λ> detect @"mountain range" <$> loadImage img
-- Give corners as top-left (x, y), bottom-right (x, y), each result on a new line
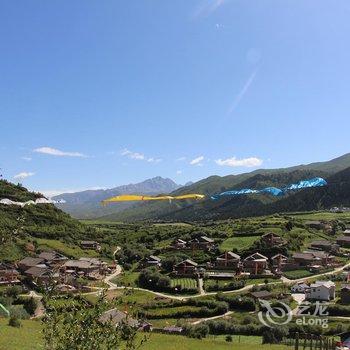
top-left (52, 176), bottom-right (181, 219)
top-left (96, 153), bottom-right (350, 222)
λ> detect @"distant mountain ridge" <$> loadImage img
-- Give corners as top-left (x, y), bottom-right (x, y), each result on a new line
top-left (99, 153), bottom-right (350, 222)
top-left (53, 176), bottom-right (181, 219)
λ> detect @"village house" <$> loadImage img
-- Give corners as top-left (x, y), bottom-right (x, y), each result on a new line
top-left (38, 251), bottom-right (68, 266)
top-left (55, 283), bottom-right (77, 294)
top-left (0, 263), bottom-right (20, 286)
top-left (61, 258), bottom-right (106, 278)
top-left (260, 233), bottom-right (285, 246)
top-left (99, 309), bottom-right (139, 328)
top-left (171, 238), bottom-right (187, 249)
top-left (309, 240), bottom-right (340, 253)
top-left (18, 257), bottom-right (45, 272)
top-left (305, 220), bottom-right (324, 230)
top-left (270, 254), bottom-right (289, 274)
top-left (173, 259), bottom-right (198, 276)
top-left (292, 251), bottom-right (335, 268)
top-left (305, 281), bottom-right (335, 301)
top-left (291, 282), bottom-right (309, 293)
top-left (24, 266), bottom-right (56, 285)
top-left (80, 241), bottom-right (101, 251)
top-left (243, 253), bottom-right (269, 275)
top-left (343, 229), bottom-right (350, 236)
top-left (341, 285), bottom-right (350, 304)
top-left (215, 251), bottom-right (241, 269)
top-left (305, 220), bottom-right (332, 232)
top-left (143, 255), bottom-right (162, 268)
top-left (337, 236), bottom-right (350, 248)
top-left (189, 236), bottom-right (215, 250)
top-left (250, 290), bottom-right (273, 300)
top-left (163, 326), bottom-right (184, 334)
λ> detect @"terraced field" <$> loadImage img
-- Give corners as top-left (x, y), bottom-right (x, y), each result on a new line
top-left (170, 278), bottom-right (198, 290)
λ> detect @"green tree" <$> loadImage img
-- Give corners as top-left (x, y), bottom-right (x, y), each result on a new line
top-left (42, 291), bottom-right (147, 350)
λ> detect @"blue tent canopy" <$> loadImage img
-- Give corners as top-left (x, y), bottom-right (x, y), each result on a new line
top-left (211, 177), bottom-right (327, 200)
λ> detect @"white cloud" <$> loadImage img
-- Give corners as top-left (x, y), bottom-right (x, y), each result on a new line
top-left (176, 157), bottom-right (187, 162)
top-left (190, 156), bottom-right (204, 166)
top-left (228, 69), bottom-right (258, 114)
top-left (21, 157), bottom-right (32, 161)
top-left (176, 170), bottom-right (183, 175)
top-left (34, 147), bottom-right (87, 158)
top-left (121, 148), bottom-right (145, 160)
top-left (14, 172), bottom-right (35, 180)
top-left (147, 158), bottom-right (162, 163)
top-left (215, 157), bottom-right (263, 167)
top-left (193, 0), bottom-right (229, 18)
top-left (121, 148), bottom-right (161, 163)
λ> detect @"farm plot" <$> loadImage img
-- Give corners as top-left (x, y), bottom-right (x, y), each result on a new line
top-left (170, 278), bottom-right (198, 290)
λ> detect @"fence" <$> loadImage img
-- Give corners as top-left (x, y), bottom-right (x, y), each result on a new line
top-left (284, 333), bottom-right (338, 350)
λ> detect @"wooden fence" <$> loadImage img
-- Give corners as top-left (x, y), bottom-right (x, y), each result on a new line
top-left (284, 333), bottom-right (338, 350)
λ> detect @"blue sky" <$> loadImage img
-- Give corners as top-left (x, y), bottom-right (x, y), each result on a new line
top-left (1, 0), bottom-right (350, 196)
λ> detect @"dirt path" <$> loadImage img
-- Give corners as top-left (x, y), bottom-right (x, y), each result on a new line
top-left (198, 278), bottom-right (205, 295)
top-left (191, 311), bottom-right (234, 325)
top-left (282, 262), bottom-right (350, 285)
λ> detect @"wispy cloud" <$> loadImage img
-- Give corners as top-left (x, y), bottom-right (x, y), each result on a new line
top-left (176, 157), bottom-right (187, 162)
top-left (14, 172), bottom-right (35, 180)
top-left (215, 156), bottom-right (263, 167)
top-left (34, 147), bottom-right (87, 158)
top-left (121, 149), bottom-right (162, 163)
top-left (147, 157), bottom-right (162, 163)
top-left (227, 69), bottom-right (258, 115)
top-left (21, 157), bottom-right (32, 161)
top-left (193, 0), bottom-right (229, 18)
top-left (190, 156), bottom-right (204, 166)
top-left (176, 170), bottom-right (183, 175)
top-left (121, 149), bottom-right (145, 160)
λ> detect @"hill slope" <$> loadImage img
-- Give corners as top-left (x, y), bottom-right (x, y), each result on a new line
top-left (53, 176), bottom-right (181, 219)
top-left (0, 180), bottom-right (94, 261)
top-left (101, 153), bottom-right (350, 222)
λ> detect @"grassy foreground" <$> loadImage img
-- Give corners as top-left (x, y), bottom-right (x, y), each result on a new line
top-left (0, 318), bottom-right (288, 350)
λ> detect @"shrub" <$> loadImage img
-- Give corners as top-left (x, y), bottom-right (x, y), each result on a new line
top-left (225, 335), bottom-right (233, 342)
top-left (23, 297), bottom-right (37, 315)
top-left (8, 316), bottom-right (21, 328)
top-left (185, 324), bottom-right (210, 339)
top-left (262, 326), bottom-right (288, 344)
top-left (216, 293), bottom-right (255, 312)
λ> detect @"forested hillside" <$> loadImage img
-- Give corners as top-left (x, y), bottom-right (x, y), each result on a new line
top-left (101, 165), bottom-right (350, 222)
top-left (0, 180), bottom-right (96, 260)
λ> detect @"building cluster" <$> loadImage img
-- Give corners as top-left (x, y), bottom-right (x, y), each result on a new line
top-left (291, 280), bottom-right (336, 301)
top-left (0, 241), bottom-right (112, 292)
top-left (144, 233), bottom-right (341, 278)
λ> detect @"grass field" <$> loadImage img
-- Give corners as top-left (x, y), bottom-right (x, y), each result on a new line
top-left (284, 269), bottom-right (314, 279)
top-left (144, 305), bottom-right (203, 318)
top-left (83, 289), bottom-right (159, 307)
top-left (112, 271), bottom-right (140, 287)
top-left (219, 235), bottom-right (260, 251)
top-left (290, 211), bottom-right (350, 221)
top-left (0, 319), bottom-right (287, 350)
top-left (0, 318), bottom-right (43, 350)
top-left (170, 278), bottom-right (197, 289)
top-left (143, 334), bottom-right (287, 350)
top-left (34, 238), bottom-right (101, 259)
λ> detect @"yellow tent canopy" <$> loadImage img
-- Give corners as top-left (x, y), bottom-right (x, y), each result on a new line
top-left (101, 194), bottom-right (205, 205)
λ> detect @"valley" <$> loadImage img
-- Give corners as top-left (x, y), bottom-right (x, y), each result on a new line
top-left (2, 176), bottom-right (350, 349)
